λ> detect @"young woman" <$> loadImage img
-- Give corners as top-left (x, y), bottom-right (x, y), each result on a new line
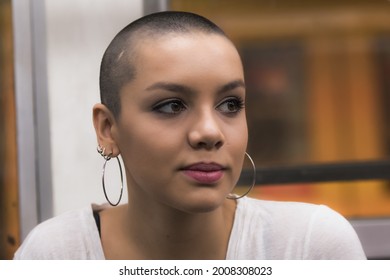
top-left (15, 11), bottom-right (366, 259)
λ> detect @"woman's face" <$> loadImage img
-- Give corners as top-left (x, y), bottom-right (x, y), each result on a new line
top-left (112, 33), bottom-right (248, 213)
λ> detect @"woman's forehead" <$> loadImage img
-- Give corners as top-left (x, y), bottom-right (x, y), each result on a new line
top-left (132, 33), bottom-right (242, 71)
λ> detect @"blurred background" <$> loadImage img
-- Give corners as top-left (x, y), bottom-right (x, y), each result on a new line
top-left (1, 0), bottom-right (390, 259)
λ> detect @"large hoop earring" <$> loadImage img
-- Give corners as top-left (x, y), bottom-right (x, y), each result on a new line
top-left (227, 152), bottom-right (256, 200)
top-left (98, 146), bottom-right (124, 206)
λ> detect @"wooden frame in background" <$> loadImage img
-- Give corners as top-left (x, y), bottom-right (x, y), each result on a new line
top-left (0, 0), bottom-right (20, 260)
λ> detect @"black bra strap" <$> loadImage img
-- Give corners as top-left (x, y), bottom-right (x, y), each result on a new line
top-left (93, 211), bottom-right (101, 238)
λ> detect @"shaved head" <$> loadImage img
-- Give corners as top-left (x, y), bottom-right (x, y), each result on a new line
top-left (99, 11), bottom-right (227, 118)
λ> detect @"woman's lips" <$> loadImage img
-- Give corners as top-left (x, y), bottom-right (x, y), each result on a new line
top-left (181, 163), bottom-right (225, 184)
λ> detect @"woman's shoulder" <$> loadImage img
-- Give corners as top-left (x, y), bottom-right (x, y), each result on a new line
top-left (230, 197), bottom-right (366, 259)
top-left (14, 205), bottom-right (105, 260)
top-left (237, 196), bottom-right (330, 221)
top-left (237, 197), bottom-right (357, 237)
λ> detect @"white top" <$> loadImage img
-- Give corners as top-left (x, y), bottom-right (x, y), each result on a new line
top-left (14, 197), bottom-right (366, 259)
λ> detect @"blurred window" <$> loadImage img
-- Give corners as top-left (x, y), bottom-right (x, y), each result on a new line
top-left (170, 0), bottom-right (390, 218)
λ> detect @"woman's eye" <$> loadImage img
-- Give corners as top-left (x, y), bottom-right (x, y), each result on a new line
top-left (217, 98), bottom-right (244, 114)
top-left (153, 100), bottom-right (186, 114)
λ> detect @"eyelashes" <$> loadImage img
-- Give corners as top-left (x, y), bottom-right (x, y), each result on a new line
top-left (152, 98), bottom-right (187, 115)
top-left (217, 97), bottom-right (245, 114)
top-left (152, 96), bottom-right (245, 116)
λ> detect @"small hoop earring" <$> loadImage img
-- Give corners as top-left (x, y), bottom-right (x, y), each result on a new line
top-left (97, 145), bottom-right (103, 154)
top-left (101, 153), bottom-right (124, 206)
top-left (227, 152), bottom-right (256, 200)
top-left (97, 145), bottom-right (112, 161)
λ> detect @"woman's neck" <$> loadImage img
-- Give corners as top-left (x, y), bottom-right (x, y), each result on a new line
top-left (100, 195), bottom-right (236, 259)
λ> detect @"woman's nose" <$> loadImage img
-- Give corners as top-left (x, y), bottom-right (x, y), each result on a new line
top-left (187, 110), bottom-right (225, 150)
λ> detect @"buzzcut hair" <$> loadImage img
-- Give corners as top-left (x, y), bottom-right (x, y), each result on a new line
top-left (99, 11), bottom-right (227, 118)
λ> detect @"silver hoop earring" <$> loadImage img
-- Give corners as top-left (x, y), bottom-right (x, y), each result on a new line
top-left (97, 145), bottom-right (103, 154)
top-left (101, 154), bottom-right (124, 206)
top-left (97, 145), bottom-right (112, 161)
top-left (227, 152), bottom-right (256, 200)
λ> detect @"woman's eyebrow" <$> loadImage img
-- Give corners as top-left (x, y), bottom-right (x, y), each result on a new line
top-left (216, 79), bottom-right (246, 94)
top-left (145, 79), bottom-right (245, 95)
top-left (145, 82), bottom-right (196, 95)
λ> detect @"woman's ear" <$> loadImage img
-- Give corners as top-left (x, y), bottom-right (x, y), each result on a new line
top-left (92, 103), bottom-right (120, 157)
